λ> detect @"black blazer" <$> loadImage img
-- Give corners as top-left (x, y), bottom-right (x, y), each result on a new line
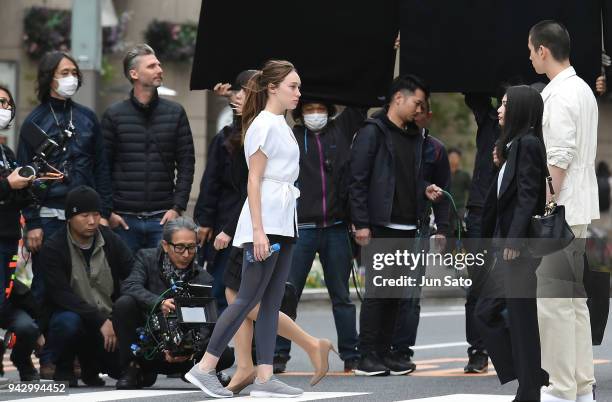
top-left (482, 133), bottom-right (547, 251)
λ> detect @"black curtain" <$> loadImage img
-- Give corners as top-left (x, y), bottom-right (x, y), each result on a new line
top-left (190, 0), bottom-right (399, 107)
top-left (399, 0), bottom-right (604, 93)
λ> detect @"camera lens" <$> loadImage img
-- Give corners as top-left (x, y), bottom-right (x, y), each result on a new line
top-left (18, 165), bottom-right (37, 178)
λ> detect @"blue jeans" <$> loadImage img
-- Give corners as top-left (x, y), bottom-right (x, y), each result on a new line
top-left (30, 217), bottom-right (66, 304)
top-left (46, 311), bottom-right (121, 378)
top-left (206, 246), bottom-right (229, 313)
top-left (275, 224), bottom-right (359, 361)
top-left (113, 213), bottom-right (164, 255)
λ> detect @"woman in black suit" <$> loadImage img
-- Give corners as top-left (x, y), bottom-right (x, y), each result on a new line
top-left (475, 85), bottom-right (549, 402)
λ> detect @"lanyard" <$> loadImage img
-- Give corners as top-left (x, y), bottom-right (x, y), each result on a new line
top-left (49, 103), bottom-right (75, 146)
top-left (0, 145), bottom-right (10, 170)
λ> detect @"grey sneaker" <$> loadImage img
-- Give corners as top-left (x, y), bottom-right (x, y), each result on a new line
top-left (184, 365), bottom-right (233, 398)
top-left (250, 375), bottom-right (303, 398)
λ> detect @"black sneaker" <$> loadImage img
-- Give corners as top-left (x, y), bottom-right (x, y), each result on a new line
top-left (141, 371), bottom-right (157, 388)
top-left (116, 364), bottom-right (142, 390)
top-left (53, 369), bottom-right (79, 387)
top-left (81, 371), bottom-right (106, 387)
top-left (383, 351), bottom-right (416, 376)
top-left (273, 354), bottom-right (290, 374)
top-left (464, 350), bottom-right (488, 374)
top-left (17, 365), bottom-right (40, 382)
top-left (344, 357), bottom-right (359, 373)
top-left (354, 352), bottom-right (390, 376)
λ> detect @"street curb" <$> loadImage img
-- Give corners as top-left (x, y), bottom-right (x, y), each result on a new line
top-left (300, 286), bottom-right (467, 303)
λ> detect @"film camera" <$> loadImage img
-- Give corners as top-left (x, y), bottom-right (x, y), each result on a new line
top-left (131, 280), bottom-right (218, 359)
top-left (17, 121), bottom-right (65, 180)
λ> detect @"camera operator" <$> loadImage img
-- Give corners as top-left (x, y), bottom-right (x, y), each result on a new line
top-left (16, 51), bottom-right (113, 310)
top-left (115, 217), bottom-right (234, 390)
top-left (0, 85), bottom-right (42, 382)
top-left (39, 186), bottom-right (133, 386)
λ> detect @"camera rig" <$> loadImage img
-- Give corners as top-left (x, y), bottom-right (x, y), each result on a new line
top-left (131, 280), bottom-right (218, 360)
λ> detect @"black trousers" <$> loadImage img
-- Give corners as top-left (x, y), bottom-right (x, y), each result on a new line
top-left (464, 207), bottom-right (488, 355)
top-left (359, 226), bottom-right (418, 355)
top-left (113, 295), bottom-right (234, 375)
top-left (475, 254), bottom-right (548, 401)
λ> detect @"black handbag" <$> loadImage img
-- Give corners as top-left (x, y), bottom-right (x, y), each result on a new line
top-left (528, 173), bottom-right (575, 257)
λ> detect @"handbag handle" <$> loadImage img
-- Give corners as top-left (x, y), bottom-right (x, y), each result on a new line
top-left (538, 140), bottom-right (557, 204)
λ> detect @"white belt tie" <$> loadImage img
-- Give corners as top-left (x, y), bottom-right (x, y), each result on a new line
top-left (262, 177), bottom-right (300, 208)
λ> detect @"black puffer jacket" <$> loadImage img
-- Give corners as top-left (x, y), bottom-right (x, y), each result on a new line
top-left (101, 90), bottom-right (195, 213)
top-left (0, 145), bottom-right (31, 240)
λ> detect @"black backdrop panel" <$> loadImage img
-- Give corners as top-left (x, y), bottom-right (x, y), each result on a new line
top-left (190, 0), bottom-right (399, 106)
top-left (400, 0), bottom-right (603, 93)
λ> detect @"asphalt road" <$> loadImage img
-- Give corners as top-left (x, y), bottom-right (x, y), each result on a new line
top-left (1, 297), bottom-right (611, 402)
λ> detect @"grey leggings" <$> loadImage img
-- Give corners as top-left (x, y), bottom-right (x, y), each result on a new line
top-left (206, 240), bottom-right (294, 364)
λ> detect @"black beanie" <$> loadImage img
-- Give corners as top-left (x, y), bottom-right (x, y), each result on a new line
top-left (65, 185), bottom-right (101, 219)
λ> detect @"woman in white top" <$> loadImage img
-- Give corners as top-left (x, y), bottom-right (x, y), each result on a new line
top-left (186, 60), bottom-right (304, 398)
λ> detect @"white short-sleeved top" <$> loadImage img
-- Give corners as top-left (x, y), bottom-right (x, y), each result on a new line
top-left (233, 110), bottom-right (301, 247)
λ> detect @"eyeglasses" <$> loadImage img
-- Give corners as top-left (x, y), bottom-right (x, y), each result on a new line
top-left (0, 98), bottom-right (13, 110)
top-left (167, 242), bottom-right (197, 254)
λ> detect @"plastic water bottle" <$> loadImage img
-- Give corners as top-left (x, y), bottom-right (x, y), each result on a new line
top-left (246, 243), bottom-right (281, 263)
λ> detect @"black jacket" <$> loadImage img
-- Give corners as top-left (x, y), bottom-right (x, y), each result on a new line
top-left (40, 225), bottom-right (134, 329)
top-left (464, 94), bottom-right (501, 210)
top-left (17, 98), bottom-right (113, 228)
top-left (121, 247), bottom-right (214, 311)
top-left (0, 145), bottom-right (31, 240)
top-left (194, 124), bottom-right (243, 233)
top-left (101, 90), bottom-right (195, 213)
top-left (349, 112), bottom-right (451, 235)
top-left (482, 134), bottom-right (547, 250)
top-left (294, 107), bottom-right (367, 227)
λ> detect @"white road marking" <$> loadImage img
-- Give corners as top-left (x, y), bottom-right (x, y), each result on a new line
top-left (205, 392), bottom-right (370, 401)
top-left (420, 311), bottom-right (465, 318)
top-left (412, 342), bottom-right (469, 351)
top-left (8, 390), bottom-right (368, 402)
top-left (7, 389), bottom-right (199, 401)
top-left (396, 394), bottom-right (513, 401)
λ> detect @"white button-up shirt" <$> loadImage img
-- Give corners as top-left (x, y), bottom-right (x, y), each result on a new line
top-left (233, 110), bottom-right (300, 247)
top-left (541, 66), bottom-right (599, 226)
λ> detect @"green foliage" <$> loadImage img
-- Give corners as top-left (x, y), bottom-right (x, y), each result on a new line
top-left (144, 20), bottom-right (197, 62)
top-left (23, 7), bottom-right (129, 60)
top-left (429, 93), bottom-right (479, 173)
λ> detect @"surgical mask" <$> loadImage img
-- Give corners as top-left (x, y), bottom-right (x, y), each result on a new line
top-left (0, 109), bottom-right (12, 130)
top-left (55, 76), bottom-right (79, 98)
top-left (303, 113), bottom-right (328, 132)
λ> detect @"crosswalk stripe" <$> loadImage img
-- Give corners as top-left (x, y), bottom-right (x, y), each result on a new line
top-left (198, 392), bottom-right (369, 401)
top-left (7, 390), bottom-right (368, 402)
top-left (412, 342), bottom-right (468, 350)
top-left (420, 311), bottom-right (465, 318)
top-left (7, 389), bottom-right (199, 401)
top-left (396, 394), bottom-right (514, 401)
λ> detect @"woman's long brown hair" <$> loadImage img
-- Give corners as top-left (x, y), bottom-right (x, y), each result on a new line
top-left (241, 60), bottom-right (296, 142)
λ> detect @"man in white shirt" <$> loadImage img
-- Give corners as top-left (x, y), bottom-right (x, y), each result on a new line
top-left (528, 20), bottom-right (599, 402)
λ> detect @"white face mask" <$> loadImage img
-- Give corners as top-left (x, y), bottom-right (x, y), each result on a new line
top-left (0, 109), bottom-right (12, 130)
top-left (55, 76), bottom-right (79, 98)
top-left (303, 113), bottom-right (328, 132)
